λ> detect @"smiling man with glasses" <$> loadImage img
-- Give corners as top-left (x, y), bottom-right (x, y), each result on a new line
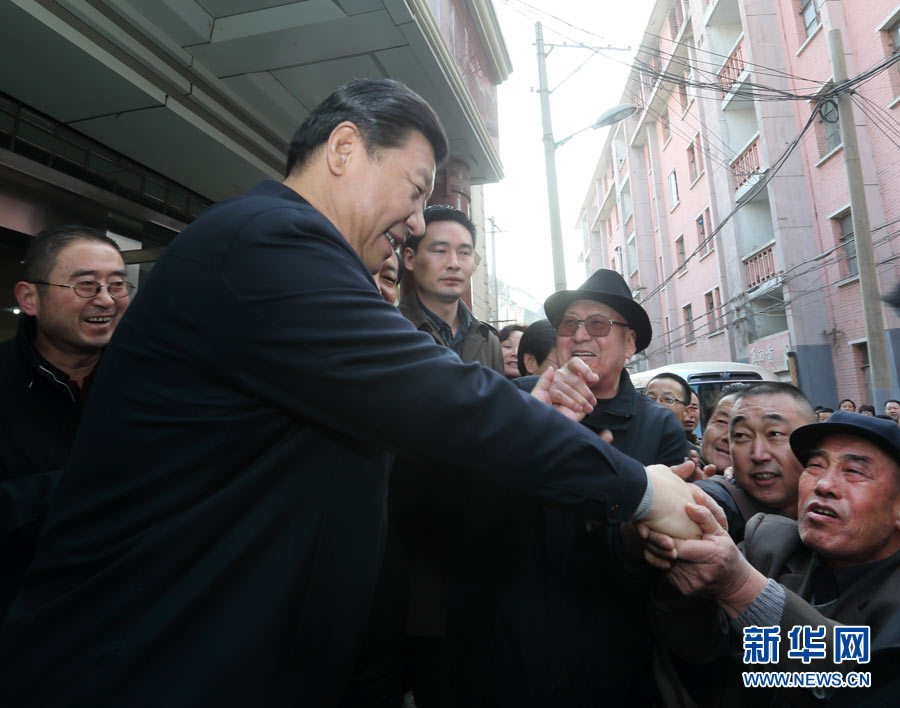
top-left (0, 224), bottom-right (130, 618)
top-left (461, 269), bottom-right (689, 707)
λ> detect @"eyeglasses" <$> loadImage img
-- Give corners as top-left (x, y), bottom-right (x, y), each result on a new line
top-left (557, 315), bottom-right (630, 338)
top-left (646, 393), bottom-right (688, 406)
top-left (30, 279), bottom-right (134, 299)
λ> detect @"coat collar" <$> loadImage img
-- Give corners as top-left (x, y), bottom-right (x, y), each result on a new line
top-left (15, 315), bottom-right (91, 404)
top-left (585, 369), bottom-right (638, 420)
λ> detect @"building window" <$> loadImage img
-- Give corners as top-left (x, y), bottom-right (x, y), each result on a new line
top-left (683, 304), bottom-right (695, 342)
top-left (820, 100), bottom-right (841, 153)
top-left (705, 287), bottom-right (722, 332)
top-left (614, 246), bottom-right (625, 275)
top-left (838, 212), bottom-right (858, 277)
top-left (621, 182), bottom-right (633, 223)
top-left (687, 143), bottom-right (698, 182)
top-left (885, 20), bottom-right (900, 88)
top-left (799, 0), bottom-right (820, 39)
top-left (675, 235), bottom-right (686, 269)
top-left (668, 169), bottom-right (680, 208)
top-left (661, 110), bottom-right (670, 143)
top-left (694, 135), bottom-right (703, 173)
top-left (697, 207), bottom-right (712, 253)
top-left (627, 233), bottom-right (638, 275)
top-left (890, 20), bottom-right (900, 55)
top-left (678, 68), bottom-right (689, 111)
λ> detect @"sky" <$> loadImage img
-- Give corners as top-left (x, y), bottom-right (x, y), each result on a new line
top-left (484, 0), bottom-right (655, 305)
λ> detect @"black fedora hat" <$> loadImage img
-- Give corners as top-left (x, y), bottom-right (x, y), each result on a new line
top-left (544, 269), bottom-right (652, 352)
top-left (790, 410), bottom-right (900, 465)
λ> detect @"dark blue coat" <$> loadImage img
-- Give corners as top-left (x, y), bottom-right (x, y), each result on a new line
top-left (0, 318), bottom-right (81, 617)
top-left (447, 371), bottom-right (686, 707)
top-left (0, 181), bottom-right (651, 708)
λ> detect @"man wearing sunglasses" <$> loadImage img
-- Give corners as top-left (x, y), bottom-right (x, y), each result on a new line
top-left (0, 224), bottom-right (131, 617)
top-left (454, 270), bottom-right (688, 707)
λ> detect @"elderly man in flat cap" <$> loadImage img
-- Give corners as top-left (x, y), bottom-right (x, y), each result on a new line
top-left (646, 411), bottom-right (900, 707)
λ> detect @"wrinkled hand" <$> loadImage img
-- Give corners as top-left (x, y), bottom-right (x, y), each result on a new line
top-left (639, 487), bottom-right (728, 567)
top-left (546, 358), bottom-right (598, 417)
top-left (530, 367), bottom-right (587, 422)
top-left (639, 489), bottom-right (762, 613)
top-left (639, 463), bottom-right (704, 540)
top-left (679, 450), bottom-right (717, 482)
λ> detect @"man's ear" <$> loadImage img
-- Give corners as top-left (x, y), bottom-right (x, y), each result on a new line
top-left (524, 353), bottom-right (539, 375)
top-left (325, 121), bottom-right (363, 176)
top-left (624, 328), bottom-right (637, 361)
top-left (403, 246), bottom-right (416, 272)
top-left (14, 281), bottom-right (39, 317)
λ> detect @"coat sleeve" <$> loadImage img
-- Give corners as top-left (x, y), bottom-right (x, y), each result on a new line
top-left (203, 211), bottom-right (649, 523)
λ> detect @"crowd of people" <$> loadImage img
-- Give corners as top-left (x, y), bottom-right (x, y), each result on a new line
top-left (1, 78), bottom-right (899, 708)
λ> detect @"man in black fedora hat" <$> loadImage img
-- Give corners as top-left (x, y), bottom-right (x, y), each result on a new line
top-left (540, 268), bottom-right (686, 466)
top-left (644, 411), bottom-right (900, 707)
top-left (447, 269), bottom-right (688, 707)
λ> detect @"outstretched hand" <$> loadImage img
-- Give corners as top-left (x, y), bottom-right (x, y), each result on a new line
top-left (531, 367), bottom-right (587, 422)
top-left (639, 463), bottom-right (704, 540)
top-left (638, 488), bottom-right (762, 612)
top-left (546, 358), bottom-right (598, 417)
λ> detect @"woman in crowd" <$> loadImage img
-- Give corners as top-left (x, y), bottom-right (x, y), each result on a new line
top-left (498, 324), bottom-right (525, 379)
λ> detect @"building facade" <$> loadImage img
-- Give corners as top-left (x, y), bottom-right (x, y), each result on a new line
top-left (0, 0), bottom-right (511, 339)
top-left (578, 0), bottom-right (900, 408)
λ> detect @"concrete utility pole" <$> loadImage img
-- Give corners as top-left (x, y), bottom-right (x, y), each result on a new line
top-left (827, 29), bottom-right (895, 406)
top-left (535, 22), bottom-right (567, 293)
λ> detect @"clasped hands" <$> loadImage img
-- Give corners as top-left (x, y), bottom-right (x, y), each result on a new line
top-left (531, 360), bottom-right (760, 609)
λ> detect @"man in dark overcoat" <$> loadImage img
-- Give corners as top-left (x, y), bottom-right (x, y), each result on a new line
top-left (0, 79), bottom-right (698, 708)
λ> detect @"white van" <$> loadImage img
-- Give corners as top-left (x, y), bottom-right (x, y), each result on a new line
top-left (630, 361), bottom-right (780, 431)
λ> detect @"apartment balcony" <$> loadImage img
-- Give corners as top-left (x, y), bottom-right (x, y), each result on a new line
top-left (717, 38), bottom-right (746, 94)
top-left (731, 134), bottom-right (761, 191)
top-left (744, 244), bottom-right (778, 289)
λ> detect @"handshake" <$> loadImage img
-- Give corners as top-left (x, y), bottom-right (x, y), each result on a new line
top-left (531, 358), bottom-right (750, 605)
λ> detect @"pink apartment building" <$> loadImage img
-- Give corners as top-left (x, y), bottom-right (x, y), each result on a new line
top-left (578, 0), bottom-right (900, 408)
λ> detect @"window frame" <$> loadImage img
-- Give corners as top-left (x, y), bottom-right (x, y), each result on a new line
top-left (839, 212), bottom-right (858, 277)
top-left (683, 303), bottom-right (695, 343)
top-left (675, 234), bottom-right (687, 270)
top-left (668, 169), bottom-right (680, 209)
top-left (799, 0), bottom-right (820, 39)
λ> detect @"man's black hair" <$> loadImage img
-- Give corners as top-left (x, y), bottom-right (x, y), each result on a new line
top-left (731, 381), bottom-right (815, 422)
top-left (839, 398), bottom-right (856, 409)
top-left (517, 320), bottom-right (557, 376)
top-left (405, 205), bottom-right (477, 253)
top-left (23, 224), bottom-right (122, 283)
top-left (887, 399), bottom-right (900, 407)
top-left (702, 382), bottom-right (753, 426)
top-left (284, 78), bottom-right (449, 176)
top-left (647, 372), bottom-right (692, 405)
top-left (859, 404), bottom-right (876, 414)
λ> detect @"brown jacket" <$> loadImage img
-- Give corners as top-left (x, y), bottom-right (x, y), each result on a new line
top-left (654, 514), bottom-right (900, 707)
top-left (399, 292), bottom-right (503, 373)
